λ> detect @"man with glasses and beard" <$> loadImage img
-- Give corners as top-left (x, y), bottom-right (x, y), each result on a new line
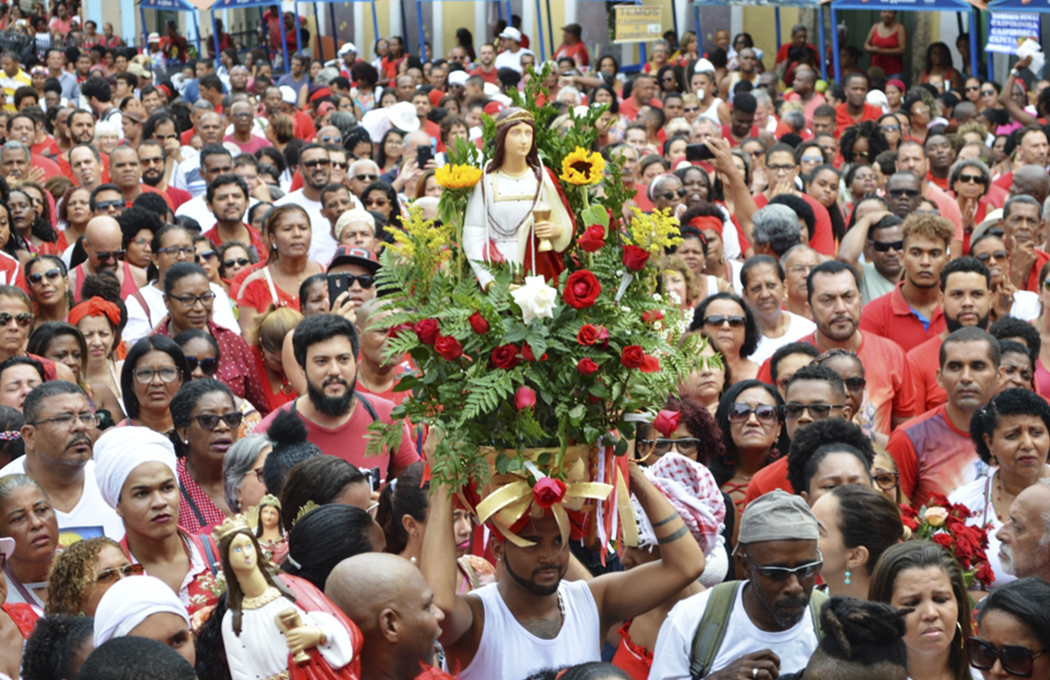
top-left (650, 490), bottom-right (822, 679)
top-left (275, 143), bottom-right (339, 263)
top-left (907, 257), bottom-right (992, 412)
top-left (0, 381), bottom-right (123, 540)
top-left (253, 313), bottom-right (418, 482)
top-left (69, 216), bottom-right (149, 302)
top-left (138, 140), bottom-right (192, 210)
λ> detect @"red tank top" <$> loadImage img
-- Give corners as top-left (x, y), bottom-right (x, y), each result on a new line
top-left (73, 260), bottom-right (139, 303)
top-left (870, 27), bottom-right (903, 76)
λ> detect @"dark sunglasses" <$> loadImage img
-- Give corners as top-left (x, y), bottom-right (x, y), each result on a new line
top-left (967, 637), bottom-right (1047, 677)
top-left (342, 274), bottom-right (375, 289)
top-left (870, 239), bottom-right (904, 253)
top-left (744, 553), bottom-right (823, 581)
top-left (844, 376), bottom-right (866, 392)
top-left (639, 437), bottom-right (702, 455)
top-left (980, 89), bottom-right (997, 96)
top-left (976, 250), bottom-right (1007, 263)
top-left (966, 85), bottom-right (980, 91)
top-left (96, 250), bottom-right (126, 262)
top-left (880, 124), bottom-right (901, 132)
top-left (194, 250), bottom-right (217, 262)
top-left (957, 174), bottom-right (986, 184)
top-left (354, 173), bottom-right (379, 182)
top-left (364, 198), bottom-right (389, 207)
top-left (93, 562), bottom-right (145, 585)
top-left (320, 135), bottom-right (342, 144)
top-left (28, 268), bottom-right (61, 284)
top-left (94, 199), bottom-right (124, 212)
top-left (658, 189), bottom-right (687, 200)
top-left (224, 257), bottom-right (250, 268)
top-left (782, 403), bottom-right (844, 419)
top-left (0, 312), bottom-right (33, 327)
top-left (192, 412), bottom-right (243, 431)
top-left (303, 158), bottom-right (332, 168)
top-left (185, 355), bottom-right (219, 376)
top-left (888, 188), bottom-right (921, 198)
top-left (703, 315), bottom-right (745, 329)
top-left (728, 402), bottom-right (779, 424)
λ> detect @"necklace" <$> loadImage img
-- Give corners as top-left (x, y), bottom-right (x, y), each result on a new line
top-left (241, 585), bottom-right (282, 610)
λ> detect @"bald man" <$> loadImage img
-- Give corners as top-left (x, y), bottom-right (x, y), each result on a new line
top-left (326, 553), bottom-right (447, 680)
top-left (70, 216), bottom-right (149, 301)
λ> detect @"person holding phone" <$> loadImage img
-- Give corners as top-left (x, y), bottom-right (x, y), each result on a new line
top-left (326, 246), bottom-right (379, 311)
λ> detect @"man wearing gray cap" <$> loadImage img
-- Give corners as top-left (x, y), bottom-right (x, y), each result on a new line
top-left (649, 490), bottom-right (824, 680)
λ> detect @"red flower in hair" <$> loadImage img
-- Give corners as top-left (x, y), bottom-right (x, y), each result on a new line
top-left (532, 477), bottom-right (567, 509)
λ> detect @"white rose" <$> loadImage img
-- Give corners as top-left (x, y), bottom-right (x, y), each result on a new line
top-left (512, 275), bottom-right (558, 324)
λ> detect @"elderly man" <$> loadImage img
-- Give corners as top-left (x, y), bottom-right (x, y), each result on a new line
top-left (780, 244), bottom-right (820, 319)
top-left (348, 159), bottom-right (380, 199)
top-left (751, 205), bottom-right (802, 258)
top-left (69, 216), bottom-right (148, 301)
top-left (993, 125), bottom-right (1049, 192)
top-left (741, 255), bottom-right (816, 365)
top-left (0, 141), bottom-right (31, 181)
top-left (0, 381), bottom-right (121, 538)
top-left (223, 100), bottom-right (270, 154)
top-left (996, 479), bottom-right (1050, 582)
top-left (1000, 195), bottom-right (1050, 292)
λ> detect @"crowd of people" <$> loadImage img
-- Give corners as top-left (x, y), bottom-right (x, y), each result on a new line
top-left (0, 6), bottom-right (1047, 680)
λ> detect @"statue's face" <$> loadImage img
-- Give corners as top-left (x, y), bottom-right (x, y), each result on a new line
top-left (261, 505), bottom-right (280, 530)
top-left (504, 122), bottom-right (533, 160)
top-left (228, 533), bottom-right (258, 571)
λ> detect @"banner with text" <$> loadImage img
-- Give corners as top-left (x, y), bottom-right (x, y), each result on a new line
top-left (614, 6), bottom-right (663, 44)
top-left (987, 12), bottom-right (1041, 54)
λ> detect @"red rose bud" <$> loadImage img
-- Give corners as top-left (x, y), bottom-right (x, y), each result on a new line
top-left (653, 409), bottom-right (680, 437)
top-left (596, 325), bottom-right (609, 348)
top-left (577, 357), bottom-right (599, 376)
top-left (490, 344), bottom-right (521, 370)
top-left (974, 561), bottom-right (995, 586)
top-left (577, 225), bottom-right (606, 252)
top-left (620, 345), bottom-right (645, 369)
top-left (932, 533), bottom-right (954, 549)
top-left (641, 354), bottom-right (660, 373)
top-left (468, 311), bottom-right (489, 334)
top-left (642, 310), bottom-right (664, 324)
top-left (532, 477), bottom-right (567, 509)
top-left (414, 318), bottom-right (440, 345)
top-left (435, 335), bottom-right (463, 361)
top-left (514, 386), bottom-right (536, 411)
top-left (622, 245), bottom-right (651, 272)
top-left (563, 270), bottom-right (602, 309)
top-left (387, 322), bottom-right (415, 338)
top-left (577, 324), bottom-right (599, 346)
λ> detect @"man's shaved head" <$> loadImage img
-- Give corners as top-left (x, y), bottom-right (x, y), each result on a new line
top-left (85, 215), bottom-right (122, 245)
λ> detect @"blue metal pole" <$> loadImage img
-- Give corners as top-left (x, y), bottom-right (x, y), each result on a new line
top-left (970, 8), bottom-right (979, 85)
top-left (534, 0), bottom-right (545, 59)
top-left (639, 43), bottom-right (647, 70)
top-left (139, 5), bottom-right (147, 50)
top-left (830, 4), bottom-right (840, 83)
top-left (210, 10), bottom-right (222, 69)
top-left (818, 3), bottom-right (826, 81)
top-left (371, 0), bottom-right (379, 47)
top-left (328, 2), bottom-right (338, 61)
top-left (694, 4), bottom-right (701, 55)
top-left (496, 0), bottom-right (502, 21)
top-left (418, 0), bottom-right (427, 61)
top-left (775, 7), bottom-right (781, 51)
top-left (545, 0), bottom-right (554, 59)
top-left (192, 13), bottom-right (202, 60)
top-left (294, 3), bottom-right (303, 57)
top-left (279, 9), bottom-right (290, 74)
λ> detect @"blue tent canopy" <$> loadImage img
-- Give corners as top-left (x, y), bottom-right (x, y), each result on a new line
top-left (138, 0), bottom-right (209, 60)
top-left (987, 0), bottom-right (1046, 10)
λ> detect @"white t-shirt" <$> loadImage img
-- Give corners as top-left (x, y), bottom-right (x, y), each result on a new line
top-left (174, 194), bottom-right (259, 233)
top-left (122, 282), bottom-right (240, 344)
top-left (749, 312), bottom-right (818, 365)
top-left (0, 457), bottom-right (124, 541)
top-left (494, 47), bottom-right (535, 73)
top-left (274, 189), bottom-right (338, 264)
top-left (1009, 290), bottom-right (1041, 322)
top-left (649, 581), bottom-right (819, 680)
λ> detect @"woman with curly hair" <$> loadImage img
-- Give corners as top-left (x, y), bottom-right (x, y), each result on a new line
top-left (8, 186), bottom-right (58, 257)
top-left (839, 120), bottom-right (889, 168)
top-left (902, 91), bottom-right (942, 145)
top-left (45, 536), bottom-right (139, 616)
top-left (657, 254), bottom-right (701, 311)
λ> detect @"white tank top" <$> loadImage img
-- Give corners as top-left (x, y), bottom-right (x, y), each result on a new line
top-left (698, 97), bottom-right (723, 124)
top-left (459, 580), bottom-right (602, 680)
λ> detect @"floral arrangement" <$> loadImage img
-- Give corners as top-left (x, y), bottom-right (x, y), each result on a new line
top-left (900, 492), bottom-right (994, 588)
top-left (367, 63), bottom-right (710, 505)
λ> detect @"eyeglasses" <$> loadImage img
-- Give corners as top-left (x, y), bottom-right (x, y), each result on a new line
top-left (355, 173), bottom-right (379, 182)
top-left (743, 551), bottom-right (823, 581)
top-left (27, 267), bottom-right (61, 285)
top-left (252, 465), bottom-right (265, 483)
top-left (869, 239), bottom-right (904, 253)
top-left (93, 200), bottom-right (124, 212)
top-left (133, 366), bottom-right (181, 384)
top-left (703, 315), bottom-right (745, 329)
top-left (966, 85), bottom-right (980, 92)
top-left (194, 250), bottom-right (217, 263)
top-left (880, 125), bottom-right (901, 132)
top-left (980, 89), bottom-right (997, 96)
top-left (747, 150), bottom-right (763, 157)
top-left (767, 163), bottom-right (797, 174)
top-left (800, 155), bottom-right (823, 164)
top-left (844, 376), bottom-right (866, 392)
top-left (967, 638), bottom-right (1048, 677)
top-left (888, 188), bottom-right (921, 198)
top-left (185, 355), bottom-right (219, 376)
top-left (192, 412), bottom-right (243, 430)
top-left (782, 403), bottom-right (845, 420)
top-left (658, 189), bottom-right (687, 200)
top-left (302, 158), bottom-right (332, 168)
top-left (93, 562), bottom-right (145, 585)
top-left (320, 135), bottom-right (342, 144)
top-left (0, 312), bottom-right (33, 327)
top-left (976, 250), bottom-right (1007, 263)
top-left (95, 249), bottom-right (126, 263)
top-left (157, 246), bottom-right (195, 257)
top-left (957, 174), bottom-right (986, 184)
top-left (728, 402), bottom-right (779, 424)
top-left (639, 437), bottom-right (702, 456)
top-left (331, 161), bottom-right (348, 170)
top-left (872, 470), bottom-right (900, 491)
top-left (364, 198), bottom-right (388, 208)
top-left (683, 106), bottom-right (699, 113)
top-left (130, 237), bottom-right (151, 247)
top-left (339, 274), bottom-right (375, 289)
top-left (29, 410), bottom-right (99, 428)
top-left (168, 292), bottom-right (216, 308)
top-left (224, 257), bottom-right (250, 269)
top-left (231, 111), bottom-right (253, 119)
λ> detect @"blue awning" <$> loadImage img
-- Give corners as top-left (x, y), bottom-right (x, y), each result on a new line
top-left (987, 0), bottom-right (1049, 11)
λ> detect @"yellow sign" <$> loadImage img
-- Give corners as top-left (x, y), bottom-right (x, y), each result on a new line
top-left (614, 6), bottom-right (664, 44)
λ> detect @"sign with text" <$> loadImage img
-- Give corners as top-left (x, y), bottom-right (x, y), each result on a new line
top-left (614, 6), bottom-right (663, 44)
top-left (986, 12), bottom-right (1041, 54)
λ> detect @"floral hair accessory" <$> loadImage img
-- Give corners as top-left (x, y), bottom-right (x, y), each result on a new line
top-left (0, 431), bottom-right (20, 441)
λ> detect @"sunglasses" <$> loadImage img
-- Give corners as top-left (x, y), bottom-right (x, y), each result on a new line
top-left (0, 312), bottom-right (33, 328)
top-left (957, 174), bottom-right (986, 184)
top-left (93, 562), bottom-right (145, 585)
top-left (966, 85), bottom-right (980, 91)
top-left (355, 173), bottom-right (379, 182)
top-left (303, 158), bottom-right (332, 168)
top-left (331, 161), bottom-right (349, 170)
top-left (888, 188), bottom-right (921, 198)
top-left (976, 250), bottom-right (1007, 263)
top-left (683, 106), bottom-right (699, 112)
top-left (639, 437), bottom-right (702, 455)
top-left (880, 125), bottom-right (901, 132)
top-left (28, 267), bottom-right (61, 285)
top-left (728, 402), bottom-right (779, 424)
top-left (185, 355), bottom-right (219, 376)
top-left (800, 155), bottom-right (823, 164)
top-left (94, 200), bottom-right (124, 212)
top-left (703, 315), bottom-right (746, 329)
top-left (364, 198), bottom-right (389, 208)
top-left (844, 376), bottom-right (866, 392)
top-left (224, 257), bottom-right (250, 268)
top-left (195, 250), bottom-right (217, 262)
top-left (782, 403), bottom-right (844, 419)
top-left (157, 246), bottom-right (194, 257)
top-left (320, 135), bottom-right (342, 144)
top-left (96, 250), bottom-right (126, 263)
top-left (133, 366), bottom-right (181, 384)
top-left (658, 189), bottom-right (687, 200)
top-left (967, 638), bottom-right (1048, 677)
top-left (869, 239), bottom-right (904, 253)
top-left (744, 552), bottom-right (823, 581)
top-left (872, 470), bottom-right (900, 491)
top-left (981, 89), bottom-right (997, 96)
top-left (192, 412), bottom-right (243, 430)
top-left (339, 274), bottom-right (376, 289)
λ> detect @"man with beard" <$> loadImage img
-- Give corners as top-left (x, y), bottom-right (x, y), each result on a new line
top-left (888, 327), bottom-right (999, 509)
top-left (834, 74), bottom-right (881, 135)
top-left (61, 111), bottom-right (110, 181)
top-left (138, 140), bottom-right (191, 209)
top-left (924, 134), bottom-right (955, 190)
top-left (275, 143), bottom-right (339, 262)
top-left (470, 43), bottom-right (498, 85)
top-left (201, 174), bottom-right (267, 263)
top-left (838, 210), bottom-right (903, 305)
top-left (110, 146), bottom-right (173, 210)
top-left (859, 214), bottom-right (953, 352)
top-left (996, 479), bottom-right (1050, 583)
top-left (650, 490), bottom-right (821, 679)
top-left (228, 65), bottom-right (250, 95)
top-left (69, 216), bottom-right (149, 301)
top-left (175, 145), bottom-right (235, 228)
top-left (907, 257), bottom-right (992, 412)
top-left (253, 313), bottom-right (418, 481)
top-left (741, 255), bottom-right (815, 365)
top-left (0, 381), bottom-right (123, 539)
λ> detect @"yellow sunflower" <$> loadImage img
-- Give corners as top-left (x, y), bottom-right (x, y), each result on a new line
top-left (560, 147), bottom-right (606, 186)
top-left (435, 164), bottom-right (483, 190)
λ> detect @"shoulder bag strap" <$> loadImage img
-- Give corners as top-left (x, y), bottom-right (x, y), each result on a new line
top-left (689, 581), bottom-right (740, 679)
top-left (180, 485), bottom-right (207, 529)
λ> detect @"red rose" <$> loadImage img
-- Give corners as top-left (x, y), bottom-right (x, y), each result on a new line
top-left (514, 386), bottom-right (536, 411)
top-left (653, 410), bottom-right (681, 437)
top-left (563, 270), bottom-right (602, 309)
top-left (532, 477), bottom-right (567, 509)
top-left (577, 324), bottom-right (600, 346)
top-left (621, 345), bottom-right (646, 369)
top-left (974, 561), bottom-right (995, 587)
top-left (435, 335), bottom-right (463, 361)
top-left (642, 310), bottom-right (664, 324)
top-left (641, 355), bottom-right (660, 373)
top-left (622, 245), bottom-right (651, 272)
top-left (899, 505), bottom-right (918, 520)
top-left (577, 225), bottom-right (606, 252)
top-left (928, 492), bottom-right (951, 508)
top-left (954, 525), bottom-right (985, 559)
top-left (415, 318), bottom-right (440, 345)
top-left (577, 357), bottom-right (599, 376)
top-left (468, 311), bottom-right (489, 334)
top-left (595, 325), bottom-right (609, 348)
top-left (932, 533), bottom-right (954, 550)
top-left (387, 322), bottom-right (415, 339)
top-left (901, 516), bottom-right (918, 531)
top-left (490, 344), bottom-right (520, 370)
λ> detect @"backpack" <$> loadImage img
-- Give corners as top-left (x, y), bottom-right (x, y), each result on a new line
top-left (688, 581), bottom-right (827, 679)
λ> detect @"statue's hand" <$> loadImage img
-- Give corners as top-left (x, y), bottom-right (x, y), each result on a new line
top-left (534, 220), bottom-right (561, 241)
top-left (285, 626), bottom-right (325, 654)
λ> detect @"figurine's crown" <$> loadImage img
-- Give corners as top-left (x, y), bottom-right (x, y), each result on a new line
top-left (498, 109), bottom-right (534, 127)
top-left (212, 515), bottom-right (251, 541)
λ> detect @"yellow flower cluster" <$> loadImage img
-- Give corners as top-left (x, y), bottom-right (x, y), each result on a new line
top-left (560, 147), bottom-right (606, 186)
top-left (435, 163), bottom-right (483, 191)
top-left (388, 204), bottom-right (453, 269)
top-left (625, 206), bottom-right (683, 255)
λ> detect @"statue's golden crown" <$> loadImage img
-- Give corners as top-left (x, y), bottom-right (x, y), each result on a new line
top-left (498, 109), bottom-right (535, 126)
top-left (212, 515), bottom-right (251, 541)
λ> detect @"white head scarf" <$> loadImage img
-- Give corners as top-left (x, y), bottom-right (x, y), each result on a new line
top-left (93, 575), bottom-right (191, 648)
top-left (93, 426), bottom-right (178, 509)
top-left (632, 452), bottom-right (726, 555)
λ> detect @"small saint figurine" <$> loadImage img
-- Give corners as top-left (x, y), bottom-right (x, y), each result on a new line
top-left (255, 494), bottom-right (288, 566)
top-left (216, 517), bottom-right (362, 680)
top-left (463, 107), bottom-right (576, 290)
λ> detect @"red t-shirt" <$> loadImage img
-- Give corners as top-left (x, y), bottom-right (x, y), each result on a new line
top-left (32, 137), bottom-right (60, 157)
top-left (618, 97), bottom-right (661, 121)
top-left (165, 185), bottom-right (192, 210)
top-left (237, 269), bottom-right (298, 312)
top-left (858, 282), bottom-right (946, 353)
top-left (753, 192), bottom-right (835, 257)
top-left (993, 171), bottom-right (1013, 192)
top-left (741, 457), bottom-right (791, 511)
top-left (553, 41), bottom-right (590, 67)
top-left (906, 334), bottom-right (947, 414)
top-left (833, 102), bottom-right (883, 138)
top-left (469, 66), bottom-right (499, 85)
top-left (887, 404), bottom-right (982, 509)
top-left (202, 224), bottom-right (269, 264)
top-left (1023, 250), bottom-right (1050, 292)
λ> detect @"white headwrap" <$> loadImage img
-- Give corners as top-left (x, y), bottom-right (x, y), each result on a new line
top-left (93, 426), bottom-right (178, 509)
top-left (632, 452), bottom-right (726, 556)
top-left (93, 575), bottom-right (191, 648)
